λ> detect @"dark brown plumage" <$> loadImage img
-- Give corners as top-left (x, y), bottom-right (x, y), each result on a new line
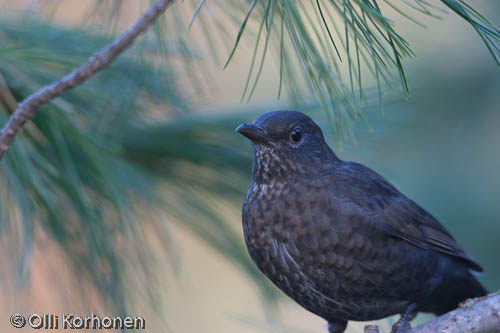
top-left (236, 110), bottom-right (486, 333)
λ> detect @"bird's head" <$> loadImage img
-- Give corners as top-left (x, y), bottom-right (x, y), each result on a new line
top-left (236, 110), bottom-right (338, 183)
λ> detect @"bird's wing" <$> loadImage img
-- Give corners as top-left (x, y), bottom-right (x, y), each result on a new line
top-left (332, 162), bottom-right (483, 272)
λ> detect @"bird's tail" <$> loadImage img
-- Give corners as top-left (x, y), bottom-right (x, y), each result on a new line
top-left (432, 272), bottom-right (487, 315)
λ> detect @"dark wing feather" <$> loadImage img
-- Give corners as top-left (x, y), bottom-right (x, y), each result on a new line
top-left (333, 162), bottom-right (483, 272)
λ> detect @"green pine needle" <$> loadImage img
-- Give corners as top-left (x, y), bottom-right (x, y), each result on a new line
top-left (192, 0), bottom-right (500, 139)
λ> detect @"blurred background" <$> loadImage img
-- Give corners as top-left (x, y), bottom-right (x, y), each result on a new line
top-left (0, 1), bottom-right (499, 332)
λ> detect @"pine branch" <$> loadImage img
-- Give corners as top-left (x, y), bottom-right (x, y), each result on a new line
top-left (0, 0), bottom-right (175, 160)
top-left (410, 292), bottom-right (500, 333)
top-left (363, 292), bottom-right (500, 333)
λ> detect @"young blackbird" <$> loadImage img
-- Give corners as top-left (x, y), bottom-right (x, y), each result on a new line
top-left (236, 110), bottom-right (486, 333)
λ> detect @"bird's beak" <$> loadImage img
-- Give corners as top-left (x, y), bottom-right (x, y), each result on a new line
top-left (236, 123), bottom-right (268, 143)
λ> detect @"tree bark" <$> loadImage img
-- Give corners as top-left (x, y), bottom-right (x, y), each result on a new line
top-left (0, 0), bottom-right (174, 160)
top-left (364, 292), bottom-right (500, 333)
top-left (410, 292), bottom-right (500, 333)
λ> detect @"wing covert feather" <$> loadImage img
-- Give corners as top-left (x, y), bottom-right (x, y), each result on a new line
top-left (330, 162), bottom-right (483, 272)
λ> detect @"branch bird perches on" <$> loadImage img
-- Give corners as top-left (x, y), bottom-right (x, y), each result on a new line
top-left (410, 292), bottom-right (500, 333)
top-left (363, 292), bottom-right (500, 333)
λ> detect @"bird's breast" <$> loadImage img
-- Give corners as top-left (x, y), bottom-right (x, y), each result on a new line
top-left (242, 180), bottom-right (296, 264)
top-left (241, 179), bottom-right (422, 321)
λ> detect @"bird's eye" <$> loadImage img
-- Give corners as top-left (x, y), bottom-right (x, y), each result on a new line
top-left (290, 128), bottom-right (303, 143)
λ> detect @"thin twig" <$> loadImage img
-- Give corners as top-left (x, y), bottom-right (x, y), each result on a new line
top-left (0, 0), bottom-right (174, 160)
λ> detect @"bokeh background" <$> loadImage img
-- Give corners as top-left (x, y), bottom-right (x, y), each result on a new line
top-left (0, 1), bottom-right (499, 332)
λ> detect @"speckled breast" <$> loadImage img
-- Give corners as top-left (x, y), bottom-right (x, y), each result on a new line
top-left (241, 179), bottom-right (420, 322)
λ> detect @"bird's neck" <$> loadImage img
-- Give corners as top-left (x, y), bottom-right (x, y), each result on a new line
top-left (251, 146), bottom-right (340, 185)
top-left (251, 146), bottom-right (284, 185)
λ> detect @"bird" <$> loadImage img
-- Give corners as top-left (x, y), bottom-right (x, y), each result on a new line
top-left (236, 110), bottom-right (487, 333)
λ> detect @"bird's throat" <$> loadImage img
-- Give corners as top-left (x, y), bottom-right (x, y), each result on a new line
top-left (252, 145), bottom-right (293, 184)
